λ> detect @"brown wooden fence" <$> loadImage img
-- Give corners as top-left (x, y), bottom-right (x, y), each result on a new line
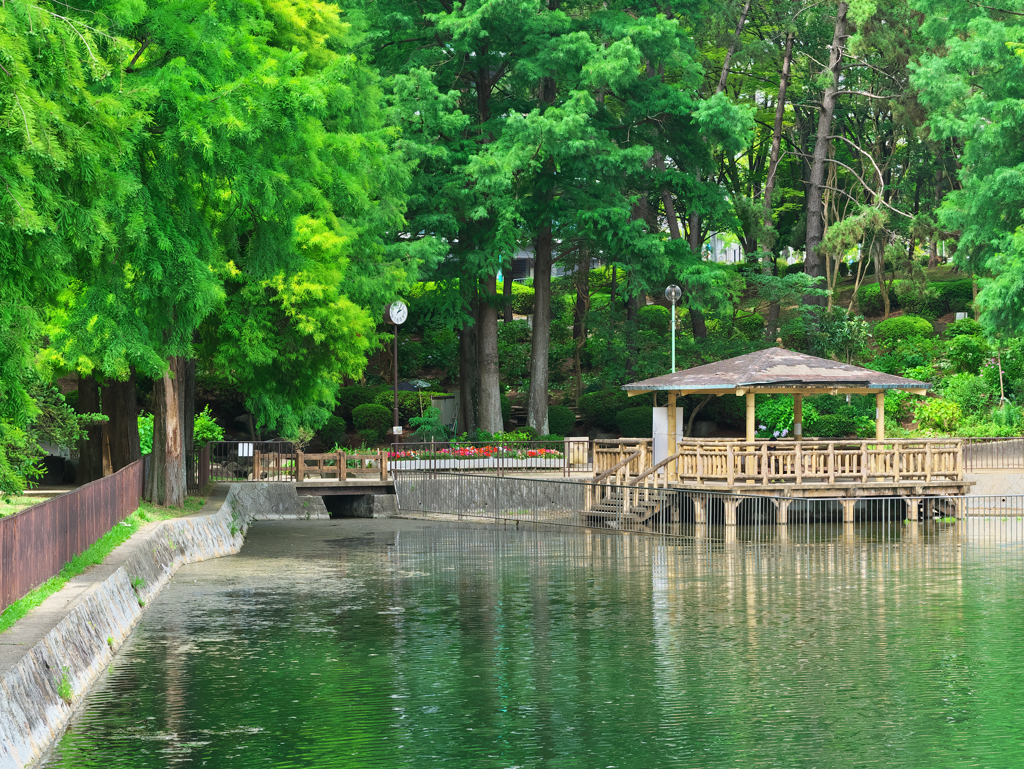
top-left (0, 458), bottom-right (145, 614)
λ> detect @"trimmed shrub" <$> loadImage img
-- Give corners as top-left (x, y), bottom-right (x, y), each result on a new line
top-left (538, 433), bottom-right (564, 442)
top-left (872, 315), bottom-right (933, 348)
top-left (318, 415), bottom-right (348, 449)
top-left (637, 304), bottom-right (670, 333)
top-left (335, 386), bottom-right (385, 423)
top-left (548, 405), bottom-right (576, 436)
top-left (616, 406), bottom-right (654, 438)
top-left (352, 404), bottom-right (391, 444)
top-left (516, 425), bottom-right (539, 439)
top-left (785, 262), bottom-right (805, 275)
top-left (579, 389), bottom-right (631, 431)
top-left (858, 278), bottom-right (973, 318)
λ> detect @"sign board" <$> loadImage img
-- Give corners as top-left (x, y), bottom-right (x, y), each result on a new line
top-left (238, 442), bottom-right (253, 458)
top-left (652, 408), bottom-right (685, 471)
top-left (392, 426), bottom-right (403, 435)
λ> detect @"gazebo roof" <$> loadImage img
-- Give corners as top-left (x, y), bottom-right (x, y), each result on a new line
top-left (622, 348), bottom-right (929, 395)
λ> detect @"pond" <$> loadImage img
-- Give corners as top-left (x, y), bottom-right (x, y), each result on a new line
top-left (42, 519), bottom-right (1024, 768)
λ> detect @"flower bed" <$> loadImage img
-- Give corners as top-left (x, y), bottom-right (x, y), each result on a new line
top-left (390, 445), bottom-right (564, 461)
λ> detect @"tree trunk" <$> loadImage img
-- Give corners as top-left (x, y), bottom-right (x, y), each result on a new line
top-left (609, 265), bottom-right (617, 307)
top-left (77, 374), bottom-right (104, 484)
top-left (763, 30), bottom-right (795, 339)
top-left (686, 211), bottom-right (709, 338)
top-left (928, 238), bottom-right (939, 268)
top-left (717, 0), bottom-right (752, 93)
top-left (101, 370), bottom-right (141, 473)
top-left (805, 2), bottom-right (849, 304)
top-left (476, 275), bottom-right (503, 433)
top-left (872, 237), bottom-right (891, 318)
top-left (502, 263), bottom-right (513, 322)
top-left (528, 223), bottom-right (553, 435)
top-left (459, 307), bottom-right (478, 436)
top-left (146, 359), bottom-right (186, 506)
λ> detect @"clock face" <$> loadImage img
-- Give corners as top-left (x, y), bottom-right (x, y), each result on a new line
top-left (390, 301), bottom-right (408, 325)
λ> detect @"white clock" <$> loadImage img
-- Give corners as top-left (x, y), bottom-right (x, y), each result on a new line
top-left (385, 300), bottom-right (408, 325)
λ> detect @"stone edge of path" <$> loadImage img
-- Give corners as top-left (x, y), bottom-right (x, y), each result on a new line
top-left (0, 481), bottom-right (326, 769)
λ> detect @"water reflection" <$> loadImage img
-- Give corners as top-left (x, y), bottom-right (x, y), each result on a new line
top-left (42, 519), bottom-right (1024, 769)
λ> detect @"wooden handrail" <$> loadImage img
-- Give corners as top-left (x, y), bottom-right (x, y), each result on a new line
top-left (626, 452), bottom-right (682, 487)
top-left (593, 450), bottom-right (643, 484)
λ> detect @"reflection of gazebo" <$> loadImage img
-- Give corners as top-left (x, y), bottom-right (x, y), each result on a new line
top-left (622, 347), bottom-right (928, 444)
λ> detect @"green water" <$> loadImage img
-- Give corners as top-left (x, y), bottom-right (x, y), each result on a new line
top-left (42, 520), bottom-right (1024, 768)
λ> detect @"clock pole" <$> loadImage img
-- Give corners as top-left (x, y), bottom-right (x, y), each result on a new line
top-left (393, 320), bottom-right (399, 433)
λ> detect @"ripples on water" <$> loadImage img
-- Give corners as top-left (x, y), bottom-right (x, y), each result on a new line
top-left (42, 521), bottom-right (1024, 768)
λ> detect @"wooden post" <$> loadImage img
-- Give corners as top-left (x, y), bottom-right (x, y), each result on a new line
top-left (338, 451), bottom-right (345, 481)
top-left (727, 444), bottom-right (735, 485)
top-left (842, 498), bottom-right (856, 523)
top-left (667, 391), bottom-right (678, 482)
top-left (777, 498), bottom-right (789, 525)
top-left (297, 451), bottom-right (305, 483)
top-left (875, 392), bottom-right (885, 441)
top-left (724, 497), bottom-right (738, 526)
top-left (254, 449), bottom-right (261, 482)
top-left (761, 442), bottom-right (769, 485)
top-left (793, 393), bottom-right (803, 441)
top-left (745, 391), bottom-right (756, 482)
top-left (905, 497), bottom-right (919, 522)
top-left (693, 495), bottom-right (707, 524)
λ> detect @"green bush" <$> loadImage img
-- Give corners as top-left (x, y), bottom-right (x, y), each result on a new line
top-left (872, 315), bottom-right (933, 348)
top-left (733, 313), bottom-right (765, 341)
top-left (940, 373), bottom-right (992, 415)
top-left (537, 433), bottom-right (564, 442)
top-left (807, 412), bottom-right (857, 438)
top-left (755, 396), bottom-right (795, 438)
top-left (422, 327), bottom-right (460, 380)
top-left (547, 405), bottom-right (576, 436)
top-left (373, 390), bottom-right (445, 421)
top-left (500, 393), bottom-right (512, 424)
top-left (858, 278), bottom-right (973, 319)
top-left (637, 305), bottom-right (670, 333)
top-left (498, 321), bottom-right (531, 383)
top-left (885, 389), bottom-right (919, 423)
top-left (335, 386), bottom-right (385, 423)
top-left (352, 404), bottom-right (392, 444)
top-left (579, 389), bottom-right (631, 431)
top-left (945, 318), bottom-right (983, 338)
top-left (497, 281), bottom-right (535, 315)
top-left (915, 398), bottom-right (962, 432)
top-left (616, 406), bottom-right (654, 438)
top-left (947, 334), bottom-right (990, 375)
top-left (785, 262), bottom-right (805, 275)
top-left (317, 415), bottom-right (348, 448)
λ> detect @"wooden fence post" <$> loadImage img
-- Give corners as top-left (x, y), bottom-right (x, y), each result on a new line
top-left (297, 451), bottom-right (305, 483)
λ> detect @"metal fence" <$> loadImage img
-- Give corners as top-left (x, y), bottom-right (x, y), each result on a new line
top-left (186, 444), bottom-right (211, 493)
top-left (206, 441), bottom-right (297, 482)
top-left (389, 439), bottom-right (591, 476)
top-left (0, 459), bottom-right (145, 613)
top-left (963, 437), bottom-right (1024, 471)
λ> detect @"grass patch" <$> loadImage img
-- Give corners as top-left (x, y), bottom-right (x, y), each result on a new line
top-left (0, 489), bottom-right (211, 635)
top-left (0, 495), bottom-right (46, 519)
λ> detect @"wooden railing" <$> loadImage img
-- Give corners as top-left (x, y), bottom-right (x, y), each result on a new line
top-left (593, 439), bottom-right (650, 483)
top-left (251, 449), bottom-right (388, 482)
top-left (626, 438), bottom-right (964, 487)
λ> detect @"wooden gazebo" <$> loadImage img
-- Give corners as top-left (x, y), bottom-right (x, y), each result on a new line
top-left (622, 347), bottom-right (928, 444)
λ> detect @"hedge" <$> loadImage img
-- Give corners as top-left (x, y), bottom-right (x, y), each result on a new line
top-left (616, 406), bottom-right (654, 438)
top-left (374, 390), bottom-right (446, 421)
top-left (497, 281), bottom-right (535, 315)
top-left (857, 278), bottom-right (972, 319)
top-left (872, 315), bottom-right (933, 348)
top-left (317, 415), bottom-right (348, 449)
top-left (579, 389), bottom-right (631, 430)
top-left (547, 405), bottom-right (576, 436)
top-left (335, 385), bottom-right (386, 423)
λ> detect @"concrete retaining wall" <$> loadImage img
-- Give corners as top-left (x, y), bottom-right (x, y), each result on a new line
top-left (0, 483), bottom-right (283, 769)
top-left (396, 473), bottom-right (587, 516)
top-left (965, 472), bottom-right (1024, 497)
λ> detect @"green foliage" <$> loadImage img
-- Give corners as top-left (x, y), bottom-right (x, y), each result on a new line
top-left (857, 280), bottom-right (973, 319)
top-left (373, 390), bottom-right (445, 422)
top-left (193, 405), bottom-right (224, 448)
top-left (940, 373), bottom-right (993, 415)
top-left (500, 394), bottom-right (512, 425)
top-left (945, 318), bottom-right (983, 338)
top-left (808, 412), bottom-right (857, 438)
top-left (547, 405), bottom-right (576, 436)
top-left (318, 416), bottom-right (350, 449)
top-left (873, 316), bottom-right (934, 349)
top-left (579, 390), bottom-right (631, 431)
top-left (947, 335), bottom-right (990, 375)
top-left (733, 314), bottom-right (766, 342)
top-left (497, 282), bottom-right (536, 315)
top-left (812, 308), bottom-right (873, 364)
top-left (754, 397), bottom-right (795, 439)
top-left (885, 390), bottom-right (920, 423)
top-left (138, 414), bottom-right (154, 457)
top-left (498, 322), bottom-right (532, 385)
top-left (637, 305), bottom-right (670, 334)
top-left (616, 407), bottom-right (654, 439)
top-left (409, 406), bottom-right (448, 441)
top-left (352, 404), bottom-right (392, 445)
top-left (915, 399), bottom-right (963, 432)
top-left (422, 329), bottom-right (460, 381)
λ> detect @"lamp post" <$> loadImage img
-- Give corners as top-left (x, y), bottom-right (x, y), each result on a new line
top-left (665, 285), bottom-right (681, 373)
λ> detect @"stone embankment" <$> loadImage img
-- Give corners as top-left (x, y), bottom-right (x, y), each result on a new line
top-left (0, 482), bottom-right (322, 769)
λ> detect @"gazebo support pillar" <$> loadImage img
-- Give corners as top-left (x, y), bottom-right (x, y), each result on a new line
top-left (745, 391), bottom-right (756, 442)
top-left (667, 392), bottom-right (678, 482)
top-left (875, 392), bottom-right (885, 441)
top-left (793, 394), bottom-right (803, 441)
